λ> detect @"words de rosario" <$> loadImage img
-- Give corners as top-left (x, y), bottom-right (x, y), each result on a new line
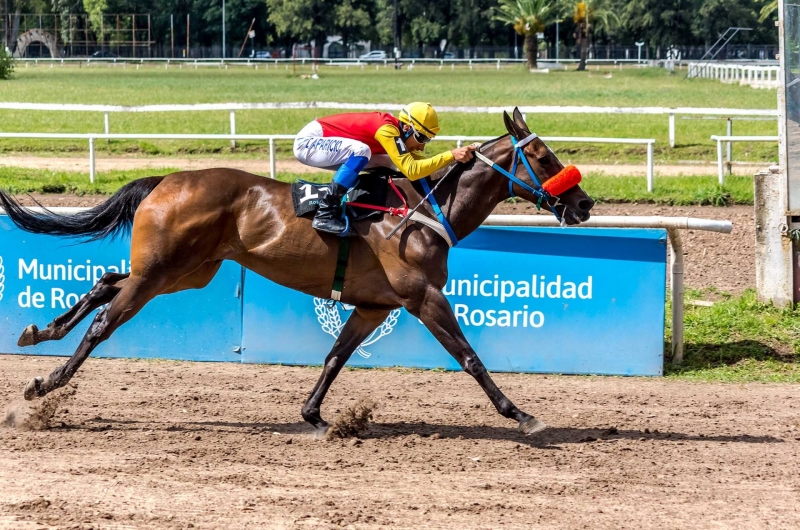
top-left (443, 273), bottom-right (594, 329)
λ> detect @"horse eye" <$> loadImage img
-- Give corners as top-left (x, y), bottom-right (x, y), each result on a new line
top-left (538, 156), bottom-right (551, 166)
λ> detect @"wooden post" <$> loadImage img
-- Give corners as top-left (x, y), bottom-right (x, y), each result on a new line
top-left (186, 14), bottom-right (190, 58)
top-left (147, 14), bottom-right (151, 58)
top-left (132, 14), bottom-right (136, 58)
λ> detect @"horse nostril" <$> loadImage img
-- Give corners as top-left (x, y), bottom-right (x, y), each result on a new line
top-left (578, 199), bottom-right (595, 211)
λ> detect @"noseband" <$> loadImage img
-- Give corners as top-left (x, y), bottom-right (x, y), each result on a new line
top-left (474, 133), bottom-right (567, 225)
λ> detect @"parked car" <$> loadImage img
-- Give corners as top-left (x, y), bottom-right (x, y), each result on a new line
top-left (250, 50), bottom-right (271, 59)
top-left (359, 50), bottom-right (387, 60)
top-left (91, 50), bottom-right (117, 59)
top-left (443, 52), bottom-right (455, 59)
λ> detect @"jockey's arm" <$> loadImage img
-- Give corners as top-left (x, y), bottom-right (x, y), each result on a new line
top-left (374, 124), bottom-right (454, 181)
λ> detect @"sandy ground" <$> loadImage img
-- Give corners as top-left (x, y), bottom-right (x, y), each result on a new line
top-left (1, 356), bottom-right (798, 529)
top-left (0, 155), bottom-right (769, 177)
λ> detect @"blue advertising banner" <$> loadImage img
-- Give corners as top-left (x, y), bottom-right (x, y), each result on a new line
top-left (242, 227), bottom-right (667, 376)
top-left (0, 215), bottom-right (242, 361)
top-left (1, 214), bottom-right (666, 376)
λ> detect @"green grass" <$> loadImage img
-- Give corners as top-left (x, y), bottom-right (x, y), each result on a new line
top-left (0, 66), bottom-right (778, 164)
top-left (666, 289), bottom-right (800, 382)
top-left (0, 166), bottom-right (756, 205)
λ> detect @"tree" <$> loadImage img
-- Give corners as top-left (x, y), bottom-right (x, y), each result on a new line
top-left (758, 0), bottom-right (777, 23)
top-left (620, 0), bottom-right (695, 49)
top-left (561, 0), bottom-right (619, 70)
top-left (494, 0), bottom-right (557, 69)
top-left (0, 44), bottom-right (14, 79)
top-left (266, 0), bottom-right (333, 48)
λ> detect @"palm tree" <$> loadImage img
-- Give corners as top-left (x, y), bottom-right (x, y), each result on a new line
top-left (494, 0), bottom-right (557, 70)
top-left (758, 0), bottom-right (777, 23)
top-left (560, 0), bottom-right (619, 71)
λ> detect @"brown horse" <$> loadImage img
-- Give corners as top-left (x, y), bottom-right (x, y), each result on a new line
top-left (0, 108), bottom-right (594, 435)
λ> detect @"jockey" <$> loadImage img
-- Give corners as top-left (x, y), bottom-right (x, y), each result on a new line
top-left (293, 102), bottom-right (477, 235)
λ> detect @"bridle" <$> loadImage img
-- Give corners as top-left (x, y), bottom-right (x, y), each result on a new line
top-left (474, 132), bottom-right (567, 225)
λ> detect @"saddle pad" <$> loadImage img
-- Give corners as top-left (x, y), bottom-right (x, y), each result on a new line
top-left (291, 171), bottom-right (394, 220)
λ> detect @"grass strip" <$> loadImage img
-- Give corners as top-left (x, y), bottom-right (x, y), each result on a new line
top-left (665, 289), bottom-right (800, 383)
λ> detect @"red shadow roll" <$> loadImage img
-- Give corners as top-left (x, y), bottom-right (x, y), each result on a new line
top-left (542, 165), bottom-right (582, 196)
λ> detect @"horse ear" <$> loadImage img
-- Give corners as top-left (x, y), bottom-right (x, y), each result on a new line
top-left (503, 111), bottom-right (519, 139)
top-left (512, 107), bottom-right (530, 134)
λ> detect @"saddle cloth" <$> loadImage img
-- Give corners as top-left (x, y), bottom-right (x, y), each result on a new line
top-left (291, 169), bottom-right (398, 220)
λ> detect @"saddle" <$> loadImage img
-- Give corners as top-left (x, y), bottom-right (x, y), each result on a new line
top-left (291, 169), bottom-right (401, 220)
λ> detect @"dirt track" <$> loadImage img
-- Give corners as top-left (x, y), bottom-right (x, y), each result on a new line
top-left (1, 356), bottom-right (798, 529)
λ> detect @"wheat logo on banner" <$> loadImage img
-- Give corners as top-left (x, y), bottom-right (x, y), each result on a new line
top-left (313, 298), bottom-right (401, 358)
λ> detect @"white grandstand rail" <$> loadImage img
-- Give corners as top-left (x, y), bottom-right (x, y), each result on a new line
top-left (0, 132), bottom-right (657, 189)
top-left (709, 135), bottom-right (779, 184)
top-left (0, 208), bottom-right (733, 365)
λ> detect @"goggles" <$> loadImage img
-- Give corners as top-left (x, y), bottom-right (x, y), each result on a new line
top-left (409, 123), bottom-right (432, 144)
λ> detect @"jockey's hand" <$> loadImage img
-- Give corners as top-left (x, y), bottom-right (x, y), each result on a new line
top-left (451, 143), bottom-right (478, 163)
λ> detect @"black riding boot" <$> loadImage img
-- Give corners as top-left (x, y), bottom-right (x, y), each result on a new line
top-left (312, 182), bottom-right (351, 236)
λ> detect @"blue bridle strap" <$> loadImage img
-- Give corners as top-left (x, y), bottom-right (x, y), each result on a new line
top-left (420, 177), bottom-right (459, 247)
top-left (478, 136), bottom-right (562, 221)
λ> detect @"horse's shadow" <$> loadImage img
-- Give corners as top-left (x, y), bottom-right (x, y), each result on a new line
top-left (76, 418), bottom-right (783, 448)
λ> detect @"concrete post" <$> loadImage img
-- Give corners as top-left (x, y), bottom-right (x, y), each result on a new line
top-left (754, 166), bottom-right (793, 306)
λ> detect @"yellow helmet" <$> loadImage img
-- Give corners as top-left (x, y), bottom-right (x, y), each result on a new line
top-left (399, 102), bottom-right (440, 139)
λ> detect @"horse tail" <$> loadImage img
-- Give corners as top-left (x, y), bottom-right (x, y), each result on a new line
top-left (0, 176), bottom-right (165, 242)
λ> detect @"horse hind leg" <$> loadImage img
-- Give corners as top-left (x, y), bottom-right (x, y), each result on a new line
top-left (23, 274), bottom-right (163, 400)
top-left (23, 262), bottom-right (223, 400)
top-left (18, 273), bottom-right (129, 347)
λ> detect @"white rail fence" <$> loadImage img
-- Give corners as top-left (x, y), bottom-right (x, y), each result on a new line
top-left (710, 135), bottom-right (780, 184)
top-left (0, 132), bottom-right (656, 190)
top-left (0, 101), bottom-right (778, 149)
top-left (687, 62), bottom-right (781, 89)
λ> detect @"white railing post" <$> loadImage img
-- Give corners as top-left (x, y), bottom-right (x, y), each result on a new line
top-left (269, 137), bottom-right (276, 179)
top-left (230, 110), bottom-right (236, 149)
top-left (726, 118), bottom-right (733, 174)
top-left (647, 141), bottom-right (654, 192)
top-left (668, 228), bottom-right (684, 364)
top-left (716, 139), bottom-right (724, 185)
top-left (669, 113), bottom-right (675, 148)
top-left (89, 137), bottom-right (96, 184)
top-left (456, 139), bottom-right (463, 148)
top-left (104, 112), bottom-right (110, 144)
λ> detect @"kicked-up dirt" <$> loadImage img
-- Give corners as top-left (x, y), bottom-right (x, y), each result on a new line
top-left (0, 356), bottom-right (798, 529)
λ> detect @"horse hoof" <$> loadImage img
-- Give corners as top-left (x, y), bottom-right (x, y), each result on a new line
top-left (23, 376), bottom-right (45, 401)
top-left (519, 416), bottom-right (547, 435)
top-left (18, 324), bottom-right (39, 347)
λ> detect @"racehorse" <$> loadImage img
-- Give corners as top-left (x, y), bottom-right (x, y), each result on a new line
top-left (0, 108), bottom-right (594, 435)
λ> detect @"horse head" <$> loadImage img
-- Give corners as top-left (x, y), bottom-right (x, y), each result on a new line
top-left (501, 107), bottom-right (594, 225)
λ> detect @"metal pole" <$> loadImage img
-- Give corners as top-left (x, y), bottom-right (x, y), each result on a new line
top-left (170, 14), bottom-right (174, 58)
top-left (222, 0), bottom-right (226, 59)
top-left (555, 20), bottom-right (559, 61)
top-left (669, 113), bottom-right (675, 148)
top-left (647, 141), bottom-right (654, 192)
top-left (89, 137), bottom-right (96, 184)
top-left (393, 0), bottom-right (399, 69)
top-left (726, 118), bottom-right (733, 174)
top-left (269, 138), bottom-right (276, 179)
top-left (717, 139), bottom-right (724, 185)
top-left (668, 228), bottom-right (684, 364)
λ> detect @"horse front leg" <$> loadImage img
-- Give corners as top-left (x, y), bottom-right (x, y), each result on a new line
top-left (409, 287), bottom-right (545, 435)
top-left (301, 307), bottom-right (390, 433)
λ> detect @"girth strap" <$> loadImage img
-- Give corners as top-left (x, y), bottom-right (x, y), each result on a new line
top-left (330, 237), bottom-right (351, 301)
